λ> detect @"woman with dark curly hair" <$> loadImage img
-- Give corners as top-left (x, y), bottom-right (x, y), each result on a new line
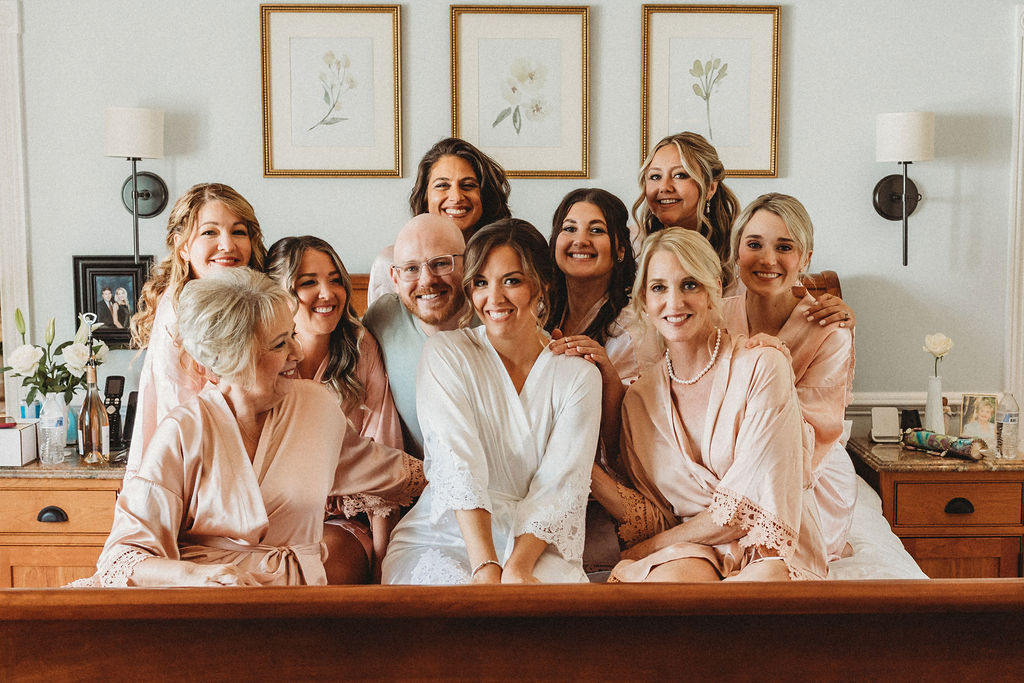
top-left (367, 137), bottom-right (511, 305)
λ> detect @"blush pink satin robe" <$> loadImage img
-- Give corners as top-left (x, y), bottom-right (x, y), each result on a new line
top-left (613, 337), bottom-right (828, 581)
top-left (722, 294), bottom-right (857, 560)
top-left (91, 381), bottom-right (423, 587)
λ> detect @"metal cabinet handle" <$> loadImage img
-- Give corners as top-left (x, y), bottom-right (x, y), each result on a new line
top-left (944, 497), bottom-right (975, 515)
top-left (36, 505), bottom-right (69, 523)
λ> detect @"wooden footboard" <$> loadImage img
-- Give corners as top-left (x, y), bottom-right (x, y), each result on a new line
top-left (3, 581), bottom-right (1023, 679)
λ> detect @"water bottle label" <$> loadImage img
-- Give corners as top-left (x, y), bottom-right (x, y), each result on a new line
top-left (101, 425), bottom-right (110, 455)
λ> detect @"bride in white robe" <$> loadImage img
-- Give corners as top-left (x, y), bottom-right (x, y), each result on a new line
top-left (382, 219), bottom-right (602, 585)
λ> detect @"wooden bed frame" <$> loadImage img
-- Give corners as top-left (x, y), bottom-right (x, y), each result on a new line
top-left (3, 581), bottom-right (1023, 679)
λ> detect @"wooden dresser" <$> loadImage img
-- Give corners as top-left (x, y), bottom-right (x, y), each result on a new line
top-left (0, 452), bottom-right (123, 587)
top-left (848, 437), bottom-right (1024, 578)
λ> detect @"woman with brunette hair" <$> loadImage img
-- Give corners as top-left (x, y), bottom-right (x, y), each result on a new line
top-left (382, 219), bottom-right (601, 585)
top-left (591, 228), bottom-right (827, 583)
top-left (126, 182), bottom-right (267, 478)
top-left (267, 235), bottom-right (411, 582)
top-left (367, 137), bottom-right (512, 305)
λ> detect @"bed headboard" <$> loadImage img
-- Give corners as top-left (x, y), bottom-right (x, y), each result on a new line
top-left (349, 270), bottom-right (842, 318)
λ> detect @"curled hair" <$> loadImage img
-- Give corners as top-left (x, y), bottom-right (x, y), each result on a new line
top-left (630, 228), bottom-right (724, 329)
top-left (266, 236), bottom-right (363, 408)
top-left (632, 132), bottom-right (739, 284)
top-left (462, 218), bottom-right (554, 328)
top-left (729, 193), bottom-right (814, 278)
top-left (545, 188), bottom-right (636, 345)
top-left (409, 137), bottom-right (512, 239)
top-left (176, 267), bottom-right (292, 386)
top-left (131, 183), bottom-right (266, 349)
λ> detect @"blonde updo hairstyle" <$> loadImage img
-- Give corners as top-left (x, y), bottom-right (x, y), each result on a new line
top-left (176, 267), bottom-right (292, 387)
top-left (631, 228), bottom-right (724, 329)
top-left (729, 192), bottom-right (814, 279)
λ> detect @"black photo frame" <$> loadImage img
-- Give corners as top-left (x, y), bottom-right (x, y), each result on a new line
top-left (73, 256), bottom-right (153, 347)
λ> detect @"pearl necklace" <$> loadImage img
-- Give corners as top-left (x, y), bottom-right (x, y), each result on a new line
top-left (665, 327), bottom-right (722, 385)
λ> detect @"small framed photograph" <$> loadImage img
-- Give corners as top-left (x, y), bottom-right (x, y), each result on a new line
top-left (73, 256), bottom-right (153, 347)
top-left (451, 5), bottom-right (589, 178)
top-left (960, 393), bottom-right (999, 446)
top-left (641, 4), bottom-right (780, 177)
top-left (260, 4), bottom-right (402, 177)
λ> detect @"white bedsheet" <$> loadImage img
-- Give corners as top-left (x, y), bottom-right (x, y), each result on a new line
top-left (827, 476), bottom-right (928, 580)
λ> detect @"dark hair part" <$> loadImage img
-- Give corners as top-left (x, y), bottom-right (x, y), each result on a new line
top-left (545, 188), bottom-right (636, 345)
top-left (632, 132), bottom-right (739, 285)
top-left (265, 235), bottom-right (364, 408)
top-left (462, 218), bottom-right (554, 327)
top-left (409, 137), bottom-right (512, 238)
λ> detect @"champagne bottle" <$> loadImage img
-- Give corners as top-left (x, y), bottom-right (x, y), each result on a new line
top-left (78, 362), bottom-right (109, 465)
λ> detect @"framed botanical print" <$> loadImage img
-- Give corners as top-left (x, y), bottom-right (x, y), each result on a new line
top-left (260, 4), bottom-right (402, 177)
top-left (451, 5), bottom-right (589, 178)
top-left (642, 4), bottom-right (780, 177)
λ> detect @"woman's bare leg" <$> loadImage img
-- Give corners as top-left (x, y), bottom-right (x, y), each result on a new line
top-left (322, 523), bottom-right (370, 585)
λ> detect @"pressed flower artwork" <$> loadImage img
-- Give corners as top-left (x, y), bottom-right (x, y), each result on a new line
top-left (669, 37), bottom-right (750, 145)
top-left (690, 57), bottom-right (728, 139)
top-left (288, 37), bottom-right (374, 146)
top-left (477, 39), bottom-right (561, 148)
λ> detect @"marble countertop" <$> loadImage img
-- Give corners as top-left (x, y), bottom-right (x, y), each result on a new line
top-left (0, 447), bottom-right (126, 479)
top-left (848, 436), bottom-right (1024, 473)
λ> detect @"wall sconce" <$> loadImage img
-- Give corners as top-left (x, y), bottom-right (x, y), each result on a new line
top-left (873, 111), bottom-right (934, 266)
top-left (104, 107), bottom-right (168, 263)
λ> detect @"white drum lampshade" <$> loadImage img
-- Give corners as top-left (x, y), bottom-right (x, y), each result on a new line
top-left (104, 107), bottom-right (164, 159)
top-left (876, 112), bottom-right (934, 163)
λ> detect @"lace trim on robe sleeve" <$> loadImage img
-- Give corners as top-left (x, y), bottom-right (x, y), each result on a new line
top-left (97, 546), bottom-right (153, 587)
top-left (709, 486), bottom-right (798, 564)
top-left (516, 468), bottom-right (590, 561)
top-left (425, 433), bottom-right (491, 524)
top-left (329, 455), bottom-right (428, 519)
top-left (613, 482), bottom-right (665, 549)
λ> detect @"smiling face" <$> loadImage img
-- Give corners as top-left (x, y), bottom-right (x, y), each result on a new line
top-left (425, 155), bottom-right (484, 233)
top-left (643, 249), bottom-right (716, 347)
top-left (178, 200), bottom-right (253, 279)
top-left (735, 209), bottom-right (810, 298)
top-left (392, 215), bottom-right (467, 332)
top-left (470, 244), bottom-right (540, 342)
top-left (553, 201), bottom-right (621, 284)
top-left (644, 144), bottom-right (711, 231)
top-left (291, 248), bottom-right (347, 339)
top-left (243, 301), bottom-right (303, 413)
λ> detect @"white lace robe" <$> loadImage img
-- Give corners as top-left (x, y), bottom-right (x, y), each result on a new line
top-left (381, 326), bottom-right (602, 584)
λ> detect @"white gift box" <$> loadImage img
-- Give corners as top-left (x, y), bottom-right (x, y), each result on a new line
top-left (0, 421), bottom-right (38, 466)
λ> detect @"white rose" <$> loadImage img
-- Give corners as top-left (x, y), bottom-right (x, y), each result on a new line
top-left (93, 341), bottom-right (109, 363)
top-left (62, 343), bottom-right (90, 377)
top-left (923, 333), bottom-right (953, 358)
top-left (7, 344), bottom-right (43, 375)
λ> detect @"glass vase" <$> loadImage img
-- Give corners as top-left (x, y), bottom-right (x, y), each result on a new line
top-left (924, 375), bottom-right (945, 434)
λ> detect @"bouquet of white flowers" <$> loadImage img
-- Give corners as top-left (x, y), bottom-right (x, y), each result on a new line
top-left (1, 308), bottom-right (108, 405)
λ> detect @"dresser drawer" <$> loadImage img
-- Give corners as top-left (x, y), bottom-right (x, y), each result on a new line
top-left (894, 481), bottom-right (1023, 527)
top-left (0, 488), bottom-right (117, 535)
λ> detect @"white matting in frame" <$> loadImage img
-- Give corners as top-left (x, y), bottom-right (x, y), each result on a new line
top-left (452, 5), bottom-right (589, 178)
top-left (642, 4), bottom-right (779, 177)
top-left (261, 4), bottom-right (401, 177)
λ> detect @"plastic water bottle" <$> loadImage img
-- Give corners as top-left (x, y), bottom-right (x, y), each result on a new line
top-left (37, 394), bottom-right (65, 466)
top-left (996, 393), bottom-right (1019, 460)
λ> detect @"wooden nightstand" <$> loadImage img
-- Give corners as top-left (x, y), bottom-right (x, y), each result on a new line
top-left (848, 437), bottom-right (1024, 578)
top-left (0, 451), bottom-right (123, 587)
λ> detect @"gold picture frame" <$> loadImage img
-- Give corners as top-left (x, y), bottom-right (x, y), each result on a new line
top-left (451, 5), bottom-right (589, 178)
top-left (260, 4), bottom-right (402, 177)
top-left (641, 4), bottom-right (780, 177)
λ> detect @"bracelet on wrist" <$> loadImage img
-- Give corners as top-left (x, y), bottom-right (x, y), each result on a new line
top-left (472, 559), bottom-right (501, 576)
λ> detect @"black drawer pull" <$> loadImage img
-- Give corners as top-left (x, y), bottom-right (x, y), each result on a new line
top-left (36, 505), bottom-right (68, 523)
top-left (944, 497), bottom-right (975, 515)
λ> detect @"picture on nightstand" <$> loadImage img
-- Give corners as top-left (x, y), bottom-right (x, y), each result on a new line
top-left (960, 393), bottom-right (998, 447)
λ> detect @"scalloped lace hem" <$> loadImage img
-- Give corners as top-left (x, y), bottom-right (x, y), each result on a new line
top-left (424, 435), bottom-right (490, 523)
top-left (614, 482), bottom-right (664, 548)
top-left (409, 548), bottom-right (470, 585)
top-left (516, 469), bottom-right (589, 561)
top-left (709, 486), bottom-right (798, 563)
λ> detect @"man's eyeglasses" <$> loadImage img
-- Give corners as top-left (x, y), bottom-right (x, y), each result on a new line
top-left (392, 254), bottom-right (462, 282)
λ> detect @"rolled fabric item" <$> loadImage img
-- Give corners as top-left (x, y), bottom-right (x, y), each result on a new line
top-left (901, 428), bottom-right (985, 461)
